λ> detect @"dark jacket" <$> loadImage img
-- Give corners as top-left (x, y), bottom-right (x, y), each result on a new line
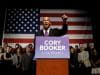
top-left (36, 23), bottom-right (68, 36)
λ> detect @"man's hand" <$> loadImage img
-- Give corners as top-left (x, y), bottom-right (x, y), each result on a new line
top-left (62, 14), bottom-right (68, 20)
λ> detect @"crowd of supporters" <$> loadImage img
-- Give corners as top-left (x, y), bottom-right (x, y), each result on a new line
top-left (0, 43), bottom-right (100, 75)
top-left (0, 43), bottom-right (35, 75)
top-left (70, 44), bottom-right (100, 75)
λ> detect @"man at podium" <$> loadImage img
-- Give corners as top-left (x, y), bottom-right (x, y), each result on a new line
top-left (36, 14), bottom-right (68, 36)
top-left (35, 14), bottom-right (69, 75)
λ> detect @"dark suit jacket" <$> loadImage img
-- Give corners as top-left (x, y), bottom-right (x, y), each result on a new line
top-left (36, 23), bottom-right (68, 36)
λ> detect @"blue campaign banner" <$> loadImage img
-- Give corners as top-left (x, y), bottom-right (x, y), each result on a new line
top-left (34, 36), bottom-right (70, 59)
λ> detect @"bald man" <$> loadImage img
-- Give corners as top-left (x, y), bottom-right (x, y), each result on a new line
top-left (36, 14), bottom-right (68, 36)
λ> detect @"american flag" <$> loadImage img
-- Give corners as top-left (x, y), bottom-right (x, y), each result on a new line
top-left (2, 8), bottom-right (40, 48)
top-left (2, 9), bottom-right (94, 48)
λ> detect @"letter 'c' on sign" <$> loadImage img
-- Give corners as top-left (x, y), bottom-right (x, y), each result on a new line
top-left (44, 40), bottom-right (48, 45)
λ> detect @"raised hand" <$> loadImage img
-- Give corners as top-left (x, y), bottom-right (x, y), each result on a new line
top-left (62, 14), bottom-right (68, 20)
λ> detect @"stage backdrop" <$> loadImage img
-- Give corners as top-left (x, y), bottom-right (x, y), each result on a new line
top-left (2, 9), bottom-right (94, 48)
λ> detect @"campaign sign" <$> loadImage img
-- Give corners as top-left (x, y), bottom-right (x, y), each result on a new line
top-left (34, 36), bottom-right (70, 59)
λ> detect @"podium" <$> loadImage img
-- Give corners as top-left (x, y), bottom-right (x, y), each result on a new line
top-left (35, 37), bottom-right (70, 75)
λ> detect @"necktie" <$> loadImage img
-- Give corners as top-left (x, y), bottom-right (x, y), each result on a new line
top-left (44, 30), bottom-right (48, 36)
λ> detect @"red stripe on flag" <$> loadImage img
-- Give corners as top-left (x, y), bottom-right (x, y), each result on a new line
top-left (68, 30), bottom-right (93, 34)
top-left (3, 38), bottom-right (34, 43)
top-left (41, 13), bottom-right (88, 17)
top-left (3, 38), bottom-right (94, 44)
top-left (40, 22), bottom-right (91, 26)
top-left (69, 39), bottom-right (94, 43)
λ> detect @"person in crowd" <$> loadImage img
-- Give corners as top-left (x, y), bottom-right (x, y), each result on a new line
top-left (70, 46), bottom-right (79, 75)
top-left (27, 43), bottom-right (36, 74)
top-left (0, 46), bottom-right (4, 61)
top-left (4, 46), bottom-right (13, 64)
top-left (74, 45), bottom-right (80, 53)
top-left (15, 43), bottom-right (21, 49)
top-left (90, 48), bottom-right (100, 67)
top-left (3, 46), bottom-right (14, 74)
top-left (78, 46), bottom-right (91, 75)
top-left (12, 46), bottom-right (23, 75)
top-left (3, 43), bottom-right (8, 52)
top-left (21, 45), bottom-right (33, 75)
top-left (0, 46), bottom-right (4, 73)
top-left (27, 44), bottom-right (34, 53)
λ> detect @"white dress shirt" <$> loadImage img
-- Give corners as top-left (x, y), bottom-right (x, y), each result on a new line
top-left (43, 28), bottom-right (50, 36)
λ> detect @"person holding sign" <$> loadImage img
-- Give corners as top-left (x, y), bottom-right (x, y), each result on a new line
top-left (36, 14), bottom-right (68, 36)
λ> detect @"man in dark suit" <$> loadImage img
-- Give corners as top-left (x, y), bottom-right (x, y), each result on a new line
top-left (36, 14), bottom-right (68, 36)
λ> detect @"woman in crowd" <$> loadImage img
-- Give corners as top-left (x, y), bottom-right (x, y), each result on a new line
top-left (70, 46), bottom-right (79, 75)
top-left (3, 46), bottom-right (14, 74)
top-left (90, 48), bottom-right (98, 67)
top-left (78, 46), bottom-right (91, 75)
top-left (12, 46), bottom-right (23, 75)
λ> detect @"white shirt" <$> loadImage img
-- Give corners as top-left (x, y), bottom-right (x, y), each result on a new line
top-left (78, 50), bottom-right (91, 67)
top-left (43, 28), bottom-right (50, 35)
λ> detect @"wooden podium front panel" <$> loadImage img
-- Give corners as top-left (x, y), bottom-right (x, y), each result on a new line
top-left (36, 59), bottom-right (69, 75)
